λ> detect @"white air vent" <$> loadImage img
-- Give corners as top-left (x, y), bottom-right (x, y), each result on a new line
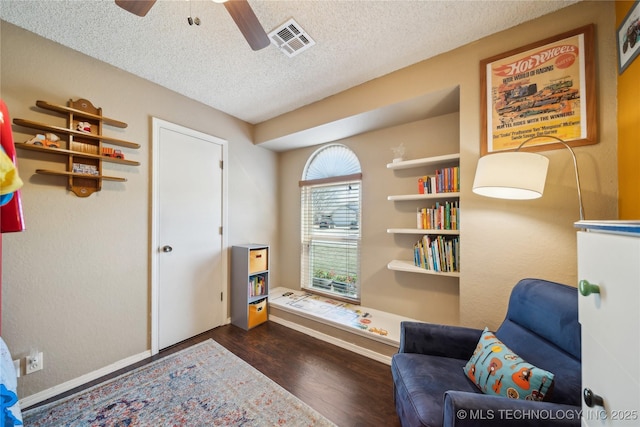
top-left (268, 18), bottom-right (315, 58)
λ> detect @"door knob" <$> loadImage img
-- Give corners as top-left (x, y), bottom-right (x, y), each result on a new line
top-left (579, 280), bottom-right (600, 296)
top-left (161, 245), bottom-right (173, 253)
top-left (583, 388), bottom-right (604, 408)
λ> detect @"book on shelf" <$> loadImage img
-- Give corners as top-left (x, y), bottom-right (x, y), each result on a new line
top-left (417, 166), bottom-right (460, 195)
top-left (70, 141), bottom-right (99, 155)
top-left (417, 201), bottom-right (459, 230)
top-left (413, 235), bottom-right (460, 273)
top-left (249, 275), bottom-right (266, 297)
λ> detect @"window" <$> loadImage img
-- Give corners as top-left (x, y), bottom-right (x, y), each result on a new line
top-left (300, 144), bottom-right (362, 302)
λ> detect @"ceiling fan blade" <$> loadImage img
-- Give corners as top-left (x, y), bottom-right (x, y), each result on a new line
top-left (115, 0), bottom-right (157, 17)
top-left (223, 0), bottom-right (270, 51)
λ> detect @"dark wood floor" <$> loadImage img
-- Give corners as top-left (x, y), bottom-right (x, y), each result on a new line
top-left (30, 321), bottom-right (401, 427)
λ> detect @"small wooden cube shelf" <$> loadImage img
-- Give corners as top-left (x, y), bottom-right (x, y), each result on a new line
top-left (14, 98), bottom-right (140, 197)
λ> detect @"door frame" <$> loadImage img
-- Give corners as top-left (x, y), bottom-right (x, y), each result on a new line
top-left (150, 117), bottom-right (229, 355)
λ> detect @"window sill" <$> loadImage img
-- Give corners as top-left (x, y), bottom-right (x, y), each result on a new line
top-left (269, 286), bottom-right (418, 347)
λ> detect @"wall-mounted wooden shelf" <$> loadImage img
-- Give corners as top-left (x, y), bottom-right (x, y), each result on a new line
top-left (15, 143), bottom-right (140, 166)
top-left (34, 100), bottom-right (128, 128)
top-left (13, 119), bottom-right (139, 149)
top-left (36, 169), bottom-right (127, 182)
top-left (14, 98), bottom-right (140, 197)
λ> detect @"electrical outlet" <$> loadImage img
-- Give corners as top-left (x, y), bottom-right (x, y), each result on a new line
top-left (26, 351), bottom-right (43, 374)
top-left (13, 359), bottom-right (20, 378)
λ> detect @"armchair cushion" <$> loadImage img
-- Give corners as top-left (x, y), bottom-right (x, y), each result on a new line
top-left (463, 328), bottom-right (554, 401)
top-left (398, 322), bottom-right (483, 359)
top-left (392, 352), bottom-right (479, 427)
top-left (443, 391), bottom-right (582, 427)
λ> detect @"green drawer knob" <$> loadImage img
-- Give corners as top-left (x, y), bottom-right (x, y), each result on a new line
top-left (579, 280), bottom-right (600, 296)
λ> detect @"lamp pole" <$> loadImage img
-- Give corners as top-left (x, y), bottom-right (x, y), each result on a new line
top-left (515, 135), bottom-right (585, 221)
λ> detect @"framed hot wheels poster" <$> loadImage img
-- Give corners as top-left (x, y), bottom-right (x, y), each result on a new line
top-left (480, 24), bottom-right (596, 155)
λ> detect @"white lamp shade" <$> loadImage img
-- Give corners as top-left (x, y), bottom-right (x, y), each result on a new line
top-left (472, 152), bottom-right (549, 200)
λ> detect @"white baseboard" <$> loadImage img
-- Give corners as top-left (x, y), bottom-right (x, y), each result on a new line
top-left (20, 350), bottom-right (151, 409)
top-left (269, 314), bottom-right (392, 366)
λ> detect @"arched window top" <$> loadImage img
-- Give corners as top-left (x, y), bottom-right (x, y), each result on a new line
top-left (302, 144), bottom-right (361, 181)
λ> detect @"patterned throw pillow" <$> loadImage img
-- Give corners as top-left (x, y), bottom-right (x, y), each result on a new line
top-left (463, 328), bottom-right (554, 401)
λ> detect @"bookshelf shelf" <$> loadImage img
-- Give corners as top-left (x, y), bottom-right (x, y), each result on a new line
top-left (387, 153), bottom-right (460, 276)
top-left (387, 260), bottom-right (460, 277)
top-left (387, 192), bottom-right (460, 201)
top-left (387, 228), bottom-right (459, 235)
top-left (386, 153), bottom-right (460, 170)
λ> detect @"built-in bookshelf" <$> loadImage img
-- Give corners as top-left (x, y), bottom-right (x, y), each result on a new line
top-left (387, 154), bottom-right (460, 277)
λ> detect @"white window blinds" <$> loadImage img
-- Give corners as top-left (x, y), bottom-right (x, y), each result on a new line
top-left (300, 145), bottom-right (362, 302)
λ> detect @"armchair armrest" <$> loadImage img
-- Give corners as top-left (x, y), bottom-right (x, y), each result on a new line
top-left (443, 391), bottom-right (581, 427)
top-left (398, 321), bottom-right (482, 360)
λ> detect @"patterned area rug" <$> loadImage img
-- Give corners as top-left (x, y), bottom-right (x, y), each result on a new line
top-left (23, 339), bottom-right (336, 426)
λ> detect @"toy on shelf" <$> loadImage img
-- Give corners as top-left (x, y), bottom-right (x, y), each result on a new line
top-left (25, 133), bottom-right (61, 148)
top-left (72, 162), bottom-right (99, 176)
top-left (76, 121), bottom-right (92, 132)
top-left (101, 147), bottom-right (124, 159)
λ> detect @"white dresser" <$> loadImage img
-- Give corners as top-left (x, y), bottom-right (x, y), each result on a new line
top-left (576, 221), bottom-right (640, 426)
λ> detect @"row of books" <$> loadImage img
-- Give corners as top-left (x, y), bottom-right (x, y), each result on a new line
top-left (413, 235), bottom-right (460, 273)
top-left (70, 141), bottom-right (99, 155)
top-left (417, 201), bottom-right (459, 230)
top-left (418, 166), bottom-right (460, 194)
top-left (249, 274), bottom-right (267, 297)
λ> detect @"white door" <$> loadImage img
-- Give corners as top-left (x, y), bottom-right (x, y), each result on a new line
top-left (151, 118), bottom-right (227, 352)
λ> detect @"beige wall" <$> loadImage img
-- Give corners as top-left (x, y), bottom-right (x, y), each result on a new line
top-left (279, 113), bottom-right (462, 325)
top-left (1, 0), bottom-right (618, 401)
top-left (1, 22), bottom-right (278, 398)
top-left (267, 1), bottom-right (617, 328)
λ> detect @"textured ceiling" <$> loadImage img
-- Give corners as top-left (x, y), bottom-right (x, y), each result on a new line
top-left (0, 0), bottom-right (579, 125)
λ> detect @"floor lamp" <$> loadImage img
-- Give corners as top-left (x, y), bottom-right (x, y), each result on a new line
top-left (472, 135), bottom-right (585, 221)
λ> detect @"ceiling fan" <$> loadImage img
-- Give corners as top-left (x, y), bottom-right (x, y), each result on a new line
top-left (115, 0), bottom-right (271, 51)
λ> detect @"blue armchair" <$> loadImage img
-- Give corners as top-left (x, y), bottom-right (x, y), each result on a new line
top-left (391, 278), bottom-right (582, 427)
